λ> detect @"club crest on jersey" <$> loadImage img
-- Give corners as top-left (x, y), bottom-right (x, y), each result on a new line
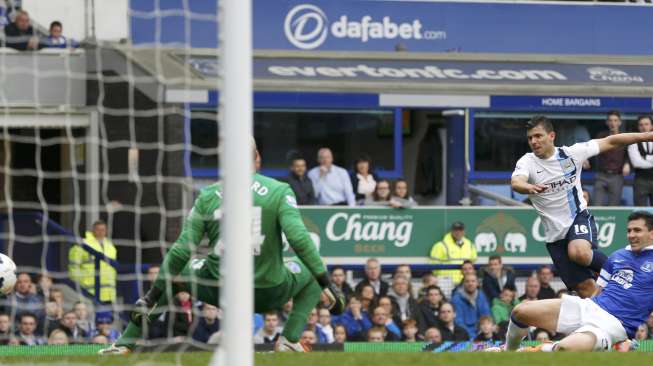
top-left (284, 260), bottom-right (302, 274)
top-left (611, 269), bottom-right (634, 289)
top-left (561, 158), bottom-right (575, 175)
top-left (641, 261), bottom-right (653, 273)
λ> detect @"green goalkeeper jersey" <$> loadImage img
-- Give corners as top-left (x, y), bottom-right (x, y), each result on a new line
top-left (153, 173), bottom-right (326, 290)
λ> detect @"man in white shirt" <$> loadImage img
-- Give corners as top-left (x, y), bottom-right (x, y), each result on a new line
top-left (628, 115), bottom-right (653, 206)
top-left (307, 148), bottom-right (355, 206)
top-left (511, 115), bottom-right (653, 298)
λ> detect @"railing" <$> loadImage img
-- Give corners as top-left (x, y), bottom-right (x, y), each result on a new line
top-left (0, 212), bottom-right (149, 306)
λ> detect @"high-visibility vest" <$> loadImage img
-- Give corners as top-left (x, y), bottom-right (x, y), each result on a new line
top-left (68, 231), bottom-right (117, 302)
top-left (429, 232), bottom-right (477, 284)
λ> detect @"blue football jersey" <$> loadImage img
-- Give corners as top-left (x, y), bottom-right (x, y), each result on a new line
top-left (593, 246), bottom-right (653, 338)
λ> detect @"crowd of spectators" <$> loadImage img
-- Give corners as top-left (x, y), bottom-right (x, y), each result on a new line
top-left (3, 256), bottom-right (653, 347)
top-left (286, 148), bottom-right (417, 208)
top-left (251, 258), bottom-right (653, 345)
top-left (0, 6), bottom-right (78, 51)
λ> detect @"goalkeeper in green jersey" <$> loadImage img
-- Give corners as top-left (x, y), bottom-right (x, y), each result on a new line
top-left (100, 141), bottom-right (344, 354)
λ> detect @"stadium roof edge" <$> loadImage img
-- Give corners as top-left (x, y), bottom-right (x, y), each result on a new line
top-left (107, 46), bottom-right (653, 100)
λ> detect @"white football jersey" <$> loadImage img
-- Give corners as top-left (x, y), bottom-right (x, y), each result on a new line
top-left (512, 140), bottom-right (600, 243)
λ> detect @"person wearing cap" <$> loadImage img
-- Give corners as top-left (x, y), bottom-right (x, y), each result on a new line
top-left (429, 221), bottom-right (477, 284)
top-left (92, 312), bottom-right (121, 343)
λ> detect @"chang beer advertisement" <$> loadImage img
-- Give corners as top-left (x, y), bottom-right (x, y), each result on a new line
top-left (284, 207), bottom-right (633, 259)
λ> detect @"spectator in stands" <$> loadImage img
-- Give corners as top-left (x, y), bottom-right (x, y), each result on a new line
top-left (0, 313), bottom-right (11, 345)
top-left (646, 311), bottom-right (653, 340)
top-left (330, 267), bottom-right (354, 300)
top-left (0, 1), bottom-right (9, 32)
top-left (436, 302), bottom-right (469, 342)
top-left (357, 284), bottom-right (376, 313)
top-left (628, 115), bottom-right (653, 206)
top-left (91, 334), bottom-right (109, 344)
top-left (355, 258), bottom-right (389, 297)
top-left (451, 273), bottom-right (491, 339)
top-left (58, 310), bottom-right (87, 343)
top-left (35, 273), bottom-right (54, 301)
top-left (593, 110), bottom-right (630, 206)
top-left (430, 221), bottom-right (477, 284)
top-left (364, 179), bottom-right (397, 207)
top-left (93, 312), bottom-right (120, 343)
top-left (534, 329), bottom-right (551, 343)
top-left (333, 324), bottom-right (347, 344)
top-left (48, 288), bottom-right (65, 308)
top-left (300, 329), bottom-right (317, 345)
top-left (316, 308), bottom-right (334, 343)
top-left (253, 311), bottom-right (282, 344)
top-left (277, 299), bottom-right (292, 327)
top-left (4, 10), bottom-right (40, 51)
top-left (391, 179), bottom-right (418, 208)
top-left (582, 190), bottom-right (591, 206)
top-left (287, 156), bottom-right (316, 205)
top-left (15, 313), bottom-right (44, 345)
top-left (350, 154), bottom-right (378, 204)
top-left (395, 264), bottom-right (413, 282)
top-left (68, 220), bottom-right (118, 303)
top-left (305, 308), bottom-right (328, 343)
top-left (47, 329), bottom-right (69, 345)
top-left (417, 273), bottom-right (438, 302)
top-left (42, 301), bottom-right (63, 337)
top-left (333, 296), bottom-right (371, 341)
top-left (423, 327), bottom-right (443, 344)
top-left (143, 265), bottom-right (160, 293)
top-left (73, 301), bottom-right (94, 336)
top-left (367, 327), bottom-right (385, 343)
top-left (370, 306), bottom-right (401, 341)
top-left (490, 284), bottom-right (519, 325)
top-left (192, 303), bottom-right (221, 343)
top-left (7, 273), bottom-right (44, 322)
top-left (519, 276), bottom-right (541, 302)
top-left (474, 315), bottom-right (502, 342)
top-left (376, 296), bottom-right (402, 333)
top-left (636, 324), bottom-right (648, 341)
top-left (307, 147), bottom-right (355, 206)
top-left (388, 275), bottom-right (418, 322)
top-left (165, 291), bottom-right (193, 338)
top-left (401, 319), bottom-right (419, 342)
top-left (42, 21), bottom-right (78, 49)
top-left (416, 285), bottom-right (445, 335)
top-left (536, 265), bottom-right (556, 299)
top-left (481, 255), bottom-right (516, 303)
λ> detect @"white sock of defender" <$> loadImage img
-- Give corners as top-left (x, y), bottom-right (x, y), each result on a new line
top-left (506, 315), bottom-right (529, 351)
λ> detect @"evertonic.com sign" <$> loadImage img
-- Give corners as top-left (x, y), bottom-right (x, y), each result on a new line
top-left (284, 207), bottom-right (632, 262)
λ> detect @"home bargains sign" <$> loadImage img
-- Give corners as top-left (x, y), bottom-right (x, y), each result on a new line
top-left (288, 207), bottom-right (634, 260)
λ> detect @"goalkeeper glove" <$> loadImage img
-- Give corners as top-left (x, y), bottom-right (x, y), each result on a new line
top-left (130, 286), bottom-right (162, 324)
top-left (316, 272), bottom-right (346, 315)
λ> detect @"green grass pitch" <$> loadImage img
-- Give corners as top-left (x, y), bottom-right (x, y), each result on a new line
top-left (1, 352), bottom-right (652, 366)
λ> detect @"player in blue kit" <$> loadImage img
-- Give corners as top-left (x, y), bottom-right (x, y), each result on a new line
top-left (496, 211), bottom-right (653, 352)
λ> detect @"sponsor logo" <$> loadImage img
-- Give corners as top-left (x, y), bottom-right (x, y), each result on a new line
top-left (474, 213), bottom-right (528, 254)
top-left (641, 261), bottom-right (653, 273)
top-left (587, 67), bottom-right (644, 84)
top-left (283, 4), bottom-right (446, 50)
top-left (324, 212), bottom-right (413, 247)
top-left (284, 4), bottom-right (329, 50)
top-left (611, 269), bottom-right (633, 289)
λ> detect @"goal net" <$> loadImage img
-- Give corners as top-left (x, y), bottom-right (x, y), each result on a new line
top-left (0, 0), bottom-right (254, 363)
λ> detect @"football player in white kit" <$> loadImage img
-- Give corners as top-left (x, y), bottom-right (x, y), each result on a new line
top-left (512, 115), bottom-right (653, 298)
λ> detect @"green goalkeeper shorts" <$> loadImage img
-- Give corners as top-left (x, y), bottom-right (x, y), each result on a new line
top-left (175, 256), bottom-right (316, 313)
